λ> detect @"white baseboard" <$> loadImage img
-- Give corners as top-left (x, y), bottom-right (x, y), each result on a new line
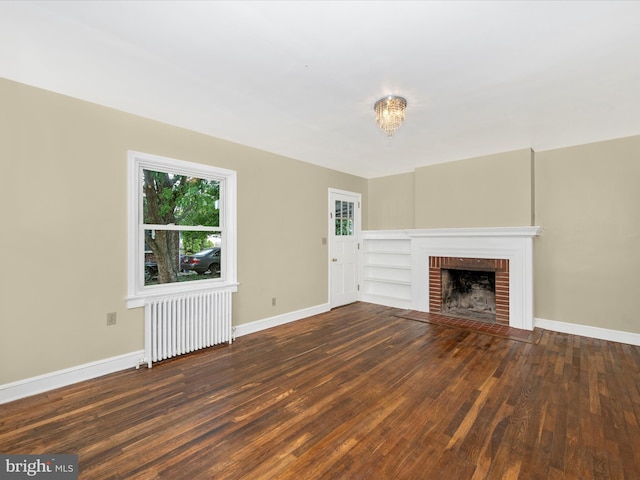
top-left (535, 317), bottom-right (640, 346)
top-left (234, 303), bottom-right (331, 338)
top-left (0, 350), bottom-right (145, 405)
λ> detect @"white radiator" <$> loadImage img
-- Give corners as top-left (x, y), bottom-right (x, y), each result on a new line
top-left (144, 289), bottom-right (233, 367)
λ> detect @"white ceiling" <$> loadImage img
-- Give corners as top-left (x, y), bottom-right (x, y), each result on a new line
top-left (2, 1), bottom-right (640, 178)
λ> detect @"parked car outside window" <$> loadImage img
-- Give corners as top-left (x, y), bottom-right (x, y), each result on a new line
top-left (180, 248), bottom-right (221, 276)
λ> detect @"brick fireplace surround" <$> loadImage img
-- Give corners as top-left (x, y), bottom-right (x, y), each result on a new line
top-left (429, 256), bottom-right (510, 325)
top-left (408, 227), bottom-right (542, 331)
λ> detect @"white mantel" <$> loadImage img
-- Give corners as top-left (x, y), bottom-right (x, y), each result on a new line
top-left (407, 226), bottom-right (542, 330)
top-left (406, 226), bottom-right (542, 239)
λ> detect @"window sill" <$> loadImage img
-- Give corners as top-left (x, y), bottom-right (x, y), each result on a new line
top-left (127, 281), bottom-right (239, 309)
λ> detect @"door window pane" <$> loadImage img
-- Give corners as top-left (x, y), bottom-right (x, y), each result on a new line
top-left (335, 200), bottom-right (354, 236)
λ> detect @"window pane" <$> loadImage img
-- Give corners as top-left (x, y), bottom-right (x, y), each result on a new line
top-left (143, 169), bottom-right (220, 227)
top-left (144, 230), bottom-right (222, 286)
top-left (346, 219), bottom-right (353, 236)
top-left (335, 200), bottom-right (342, 219)
top-left (342, 201), bottom-right (350, 219)
top-left (334, 219), bottom-right (351, 236)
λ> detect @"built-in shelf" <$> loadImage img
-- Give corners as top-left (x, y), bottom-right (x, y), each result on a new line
top-left (365, 250), bottom-right (411, 255)
top-left (362, 231), bottom-right (412, 309)
top-left (366, 263), bottom-right (411, 270)
top-left (363, 293), bottom-right (412, 309)
top-left (365, 277), bottom-right (412, 286)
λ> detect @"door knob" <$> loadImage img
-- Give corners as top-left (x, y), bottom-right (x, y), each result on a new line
top-left (332, 258), bottom-right (338, 262)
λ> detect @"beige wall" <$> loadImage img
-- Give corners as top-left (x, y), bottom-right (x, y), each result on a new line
top-left (534, 136), bottom-right (640, 332)
top-left (413, 149), bottom-right (534, 228)
top-left (0, 78), bottom-right (366, 384)
top-left (367, 172), bottom-right (415, 229)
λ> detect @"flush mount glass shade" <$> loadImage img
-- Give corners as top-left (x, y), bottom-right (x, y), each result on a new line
top-left (374, 96), bottom-right (407, 137)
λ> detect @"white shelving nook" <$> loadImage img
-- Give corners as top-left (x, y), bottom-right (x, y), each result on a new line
top-left (362, 230), bottom-right (412, 309)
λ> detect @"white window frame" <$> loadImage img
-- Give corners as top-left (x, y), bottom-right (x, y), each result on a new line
top-left (127, 151), bottom-right (237, 308)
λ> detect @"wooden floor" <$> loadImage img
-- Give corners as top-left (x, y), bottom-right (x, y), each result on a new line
top-left (2, 302), bottom-right (640, 479)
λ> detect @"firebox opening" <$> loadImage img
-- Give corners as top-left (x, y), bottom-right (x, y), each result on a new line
top-left (441, 269), bottom-right (496, 323)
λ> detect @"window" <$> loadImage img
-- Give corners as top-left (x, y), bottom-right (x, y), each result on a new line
top-left (335, 199), bottom-right (354, 236)
top-left (127, 151), bottom-right (237, 308)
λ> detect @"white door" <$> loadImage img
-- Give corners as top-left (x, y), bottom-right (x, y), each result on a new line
top-left (329, 189), bottom-right (361, 308)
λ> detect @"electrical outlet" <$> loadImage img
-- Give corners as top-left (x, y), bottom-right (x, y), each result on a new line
top-left (272, 297), bottom-right (276, 306)
top-left (107, 312), bottom-right (117, 326)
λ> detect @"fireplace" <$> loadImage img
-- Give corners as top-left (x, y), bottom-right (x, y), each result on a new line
top-left (429, 256), bottom-right (509, 324)
top-left (407, 227), bottom-right (541, 330)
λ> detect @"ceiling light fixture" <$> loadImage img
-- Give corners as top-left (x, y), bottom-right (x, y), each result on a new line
top-left (374, 95), bottom-right (407, 137)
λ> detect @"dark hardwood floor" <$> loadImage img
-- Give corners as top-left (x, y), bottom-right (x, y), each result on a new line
top-left (2, 302), bottom-right (640, 479)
